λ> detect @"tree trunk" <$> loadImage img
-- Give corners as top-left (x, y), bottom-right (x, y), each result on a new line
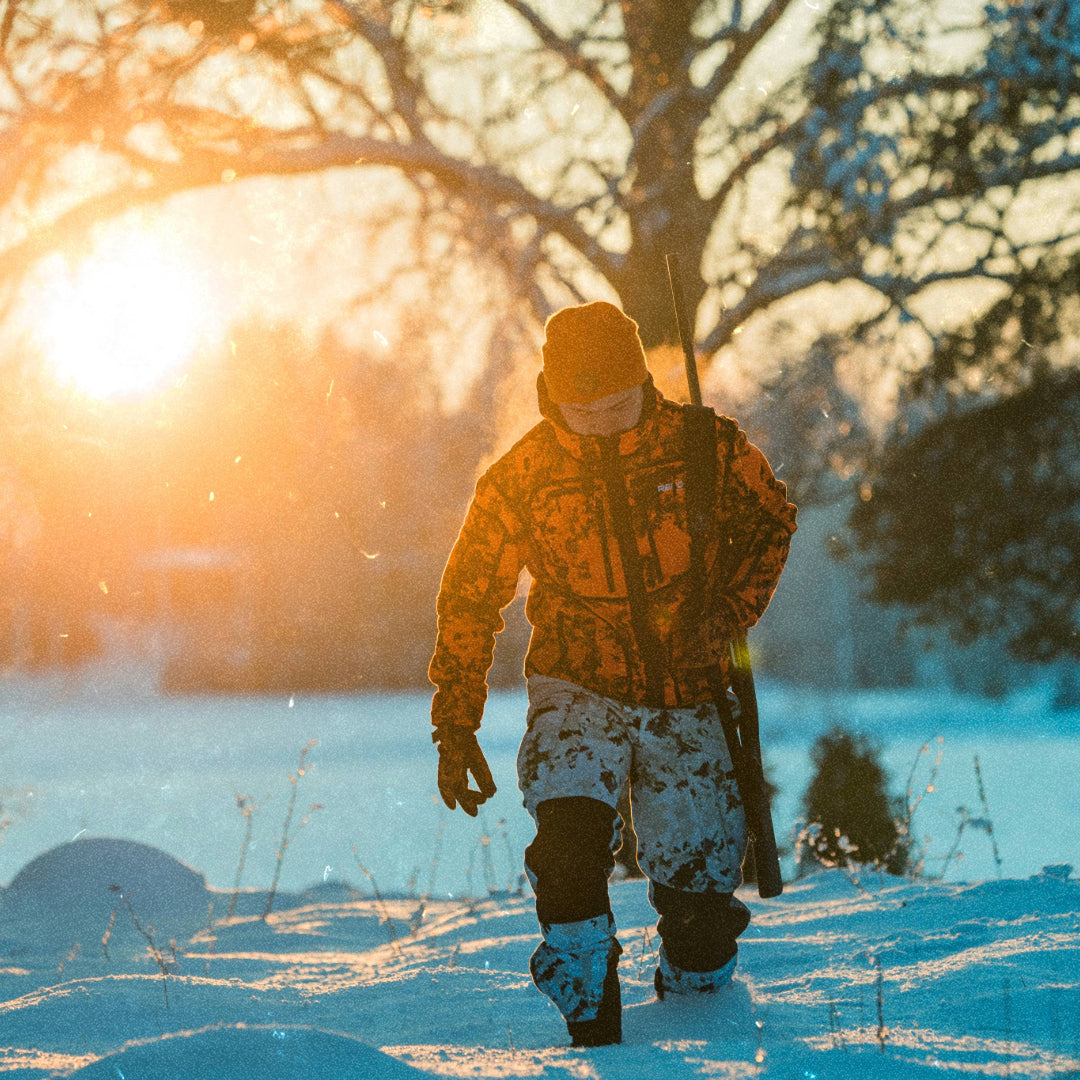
top-left (610, 0), bottom-right (713, 350)
top-left (613, 229), bottom-right (709, 351)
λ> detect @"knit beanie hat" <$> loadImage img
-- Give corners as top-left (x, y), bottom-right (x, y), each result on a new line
top-left (542, 301), bottom-right (649, 404)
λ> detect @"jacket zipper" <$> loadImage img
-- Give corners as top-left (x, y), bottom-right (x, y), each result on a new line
top-left (599, 437), bottom-right (666, 707)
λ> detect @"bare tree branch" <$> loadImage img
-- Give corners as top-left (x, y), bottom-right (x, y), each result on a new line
top-left (695, 0), bottom-right (801, 105)
top-left (0, 125), bottom-right (620, 290)
top-left (498, 0), bottom-right (630, 122)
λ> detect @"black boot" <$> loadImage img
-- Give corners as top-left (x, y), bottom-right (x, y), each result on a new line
top-left (652, 884), bottom-right (750, 973)
top-left (566, 943), bottom-right (622, 1047)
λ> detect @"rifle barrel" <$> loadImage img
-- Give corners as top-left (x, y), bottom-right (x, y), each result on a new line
top-left (665, 253), bottom-right (703, 407)
top-left (664, 250), bottom-right (784, 899)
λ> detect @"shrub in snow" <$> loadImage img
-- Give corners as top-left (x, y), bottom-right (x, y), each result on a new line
top-left (798, 726), bottom-right (909, 877)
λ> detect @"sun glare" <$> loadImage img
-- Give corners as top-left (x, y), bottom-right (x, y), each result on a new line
top-left (30, 231), bottom-right (223, 400)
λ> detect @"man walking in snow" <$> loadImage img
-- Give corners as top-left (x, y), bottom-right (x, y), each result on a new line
top-left (429, 300), bottom-right (796, 1046)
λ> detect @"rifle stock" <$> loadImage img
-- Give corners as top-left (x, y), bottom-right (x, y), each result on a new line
top-left (729, 639), bottom-right (783, 898)
top-left (664, 253), bottom-right (784, 899)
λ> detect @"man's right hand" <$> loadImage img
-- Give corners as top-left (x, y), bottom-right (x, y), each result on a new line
top-left (434, 727), bottom-right (497, 816)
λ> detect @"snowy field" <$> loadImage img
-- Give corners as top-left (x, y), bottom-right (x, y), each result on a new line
top-left (1, 668), bottom-right (1077, 897)
top-left (0, 666), bottom-right (1078, 1077)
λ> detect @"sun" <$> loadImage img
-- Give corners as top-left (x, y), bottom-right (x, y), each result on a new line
top-left (30, 229), bottom-right (224, 400)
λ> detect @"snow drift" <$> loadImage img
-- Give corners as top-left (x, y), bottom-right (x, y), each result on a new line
top-left (0, 836), bottom-right (1077, 1079)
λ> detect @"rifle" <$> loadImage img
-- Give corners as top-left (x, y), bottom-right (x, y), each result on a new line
top-left (665, 253), bottom-right (784, 899)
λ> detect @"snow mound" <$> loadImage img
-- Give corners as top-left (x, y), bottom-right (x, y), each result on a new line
top-left (624, 977), bottom-right (756, 1047)
top-left (66, 1024), bottom-right (436, 1079)
top-left (0, 837), bottom-right (209, 956)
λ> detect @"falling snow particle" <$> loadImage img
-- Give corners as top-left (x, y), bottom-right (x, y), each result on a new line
top-left (373, 331), bottom-right (389, 347)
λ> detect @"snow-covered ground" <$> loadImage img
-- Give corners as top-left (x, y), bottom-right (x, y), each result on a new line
top-left (1, 671), bottom-right (1077, 896)
top-left (0, 668), bottom-right (1078, 1077)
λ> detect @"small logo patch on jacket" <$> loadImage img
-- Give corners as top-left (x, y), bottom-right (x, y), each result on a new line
top-left (657, 480), bottom-right (685, 494)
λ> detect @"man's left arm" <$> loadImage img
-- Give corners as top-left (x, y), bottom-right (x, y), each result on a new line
top-left (676, 420), bottom-right (797, 668)
top-left (709, 421), bottom-right (798, 633)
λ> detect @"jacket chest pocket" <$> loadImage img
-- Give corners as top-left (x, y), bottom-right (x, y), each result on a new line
top-left (529, 484), bottom-right (624, 596)
top-left (638, 469), bottom-right (691, 586)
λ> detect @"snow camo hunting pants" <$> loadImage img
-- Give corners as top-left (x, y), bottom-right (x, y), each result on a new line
top-left (517, 675), bottom-right (749, 1019)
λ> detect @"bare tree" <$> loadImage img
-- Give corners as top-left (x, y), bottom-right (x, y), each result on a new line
top-left (2, 1), bottom-right (1078, 350)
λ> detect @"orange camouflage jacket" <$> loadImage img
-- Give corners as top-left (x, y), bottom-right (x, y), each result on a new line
top-left (429, 376), bottom-right (797, 732)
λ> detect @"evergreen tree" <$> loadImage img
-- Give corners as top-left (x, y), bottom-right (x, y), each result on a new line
top-left (800, 726), bottom-right (908, 876)
top-left (851, 325), bottom-right (1080, 665)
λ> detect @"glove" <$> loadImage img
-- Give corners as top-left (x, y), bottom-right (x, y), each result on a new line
top-left (433, 727), bottom-right (497, 817)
